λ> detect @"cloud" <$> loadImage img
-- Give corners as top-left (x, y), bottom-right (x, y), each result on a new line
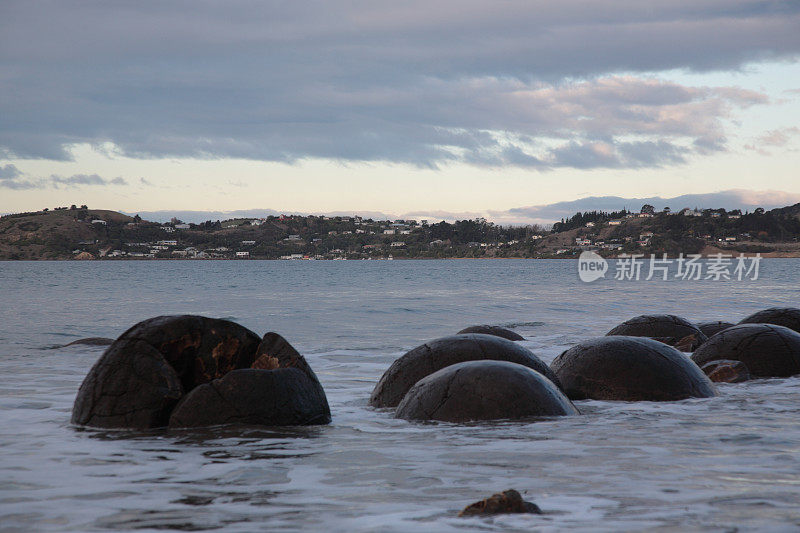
top-left (0, 164), bottom-right (22, 180)
top-left (0, 1), bottom-right (794, 168)
top-left (0, 169), bottom-right (128, 189)
top-left (744, 126), bottom-right (800, 154)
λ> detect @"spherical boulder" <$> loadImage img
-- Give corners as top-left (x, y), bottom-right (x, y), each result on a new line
top-left (695, 321), bottom-right (735, 338)
top-left (370, 334), bottom-right (559, 408)
top-left (607, 314), bottom-right (707, 351)
top-left (738, 307), bottom-right (800, 334)
top-left (456, 325), bottom-right (524, 341)
top-left (395, 360), bottom-right (578, 422)
top-left (691, 324), bottom-right (800, 378)
top-left (551, 336), bottom-right (717, 401)
top-left (72, 315), bottom-right (262, 429)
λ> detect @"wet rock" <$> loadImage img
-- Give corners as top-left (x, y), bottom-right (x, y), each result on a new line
top-left (738, 307), bottom-right (800, 334)
top-left (395, 360), bottom-right (578, 422)
top-left (459, 489), bottom-right (542, 517)
top-left (551, 336), bottom-right (717, 401)
top-left (691, 324), bottom-right (800, 378)
top-left (71, 315), bottom-right (262, 429)
top-left (456, 325), bottom-right (524, 341)
top-left (168, 367), bottom-right (331, 428)
top-left (607, 314), bottom-right (708, 351)
top-left (370, 334), bottom-right (560, 408)
top-left (696, 321), bottom-right (735, 338)
top-left (63, 337), bottom-right (114, 347)
top-left (674, 334), bottom-right (703, 353)
top-left (700, 360), bottom-right (751, 383)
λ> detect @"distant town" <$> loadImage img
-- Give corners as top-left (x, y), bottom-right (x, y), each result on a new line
top-left (1, 202), bottom-right (799, 260)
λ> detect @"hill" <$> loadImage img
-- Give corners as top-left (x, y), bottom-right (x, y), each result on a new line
top-left (1, 203), bottom-right (799, 260)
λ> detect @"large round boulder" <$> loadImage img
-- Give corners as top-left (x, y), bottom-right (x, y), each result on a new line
top-left (738, 307), bottom-right (800, 334)
top-left (72, 315), bottom-right (261, 429)
top-left (395, 360), bottom-right (578, 422)
top-left (369, 334), bottom-right (559, 408)
top-left (695, 321), bottom-right (735, 338)
top-left (691, 324), bottom-right (800, 378)
top-left (71, 316), bottom-right (331, 429)
top-left (607, 314), bottom-right (707, 351)
top-left (551, 336), bottom-right (717, 401)
top-left (456, 325), bottom-right (524, 341)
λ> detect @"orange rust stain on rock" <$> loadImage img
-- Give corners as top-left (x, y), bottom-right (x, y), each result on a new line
top-left (211, 338), bottom-right (241, 376)
top-left (251, 353), bottom-right (281, 370)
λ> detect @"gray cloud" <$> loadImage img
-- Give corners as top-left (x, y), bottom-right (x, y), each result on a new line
top-left (0, 169), bottom-right (128, 189)
top-left (0, 1), bottom-right (796, 168)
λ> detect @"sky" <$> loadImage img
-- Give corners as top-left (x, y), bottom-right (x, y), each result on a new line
top-left (1, 1), bottom-right (799, 224)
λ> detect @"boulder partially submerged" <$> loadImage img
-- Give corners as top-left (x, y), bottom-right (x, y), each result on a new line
top-left (738, 307), bottom-right (800, 334)
top-left (395, 360), bottom-right (577, 422)
top-left (700, 360), bottom-right (750, 383)
top-left (551, 336), bottom-right (717, 401)
top-left (63, 337), bottom-right (115, 347)
top-left (370, 334), bottom-right (559, 408)
top-left (691, 324), bottom-right (800, 378)
top-left (607, 314), bottom-right (707, 351)
top-left (456, 325), bottom-right (524, 341)
top-left (71, 315), bottom-right (330, 429)
top-left (695, 321), bottom-right (735, 339)
top-left (459, 489), bottom-right (542, 517)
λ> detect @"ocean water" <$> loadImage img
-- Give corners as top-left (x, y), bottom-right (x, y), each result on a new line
top-left (1, 259), bottom-right (799, 532)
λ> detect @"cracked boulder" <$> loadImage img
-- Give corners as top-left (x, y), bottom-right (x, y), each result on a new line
top-left (370, 333), bottom-right (559, 408)
top-left (456, 325), bottom-right (524, 341)
top-left (607, 314), bottom-right (708, 351)
top-left (551, 336), bottom-right (717, 401)
top-left (691, 324), bottom-right (800, 378)
top-left (71, 315), bottom-right (330, 430)
top-left (71, 315), bottom-right (262, 429)
top-left (696, 321), bottom-right (735, 338)
top-left (738, 307), bottom-right (800, 334)
top-left (169, 332), bottom-right (331, 427)
top-left (395, 360), bottom-right (578, 422)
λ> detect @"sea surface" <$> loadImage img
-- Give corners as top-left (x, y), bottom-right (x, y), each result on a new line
top-left (1, 259), bottom-right (799, 532)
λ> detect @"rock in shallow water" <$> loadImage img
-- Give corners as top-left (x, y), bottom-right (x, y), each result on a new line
top-left (551, 336), bottom-right (717, 401)
top-left (71, 315), bottom-right (330, 429)
top-left (700, 360), bottom-right (751, 383)
top-left (738, 307), bottom-right (800, 334)
top-left (456, 325), bottom-right (524, 341)
top-left (691, 324), bottom-right (800, 378)
top-left (395, 360), bottom-right (578, 422)
top-left (370, 333), bottom-right (560, 408)
top-left (459, 489), bottom-right (542, 517)
top-left (71, 315), bottom-right (261, 429)
top-left (607, 314), bottom-right (708, 351)
top-left (63, 337), bottom-right (115, 347)
top-left (695, 321), bottom-right (735, 338)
